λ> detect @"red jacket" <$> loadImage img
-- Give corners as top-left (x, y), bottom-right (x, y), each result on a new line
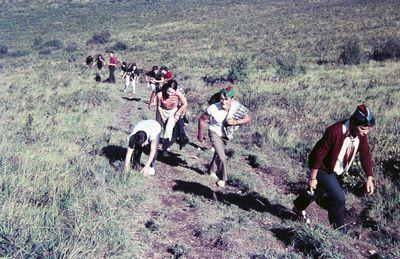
top-left (308, 121), bottom-right (373, 177)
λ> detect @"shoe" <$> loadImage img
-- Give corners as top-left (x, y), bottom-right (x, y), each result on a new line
top-left (292, 207), bottom-right (310, 224)
top-left (210, 173), bottom-right (218, 180)
top-left (162, 151), bottom-right (169, 157)
top-left (179, 137), bottom-right (189, 150)
top-left (216, 180), bottom-right (225, 188)
top-left (148, 167), bottom-right (155, 176)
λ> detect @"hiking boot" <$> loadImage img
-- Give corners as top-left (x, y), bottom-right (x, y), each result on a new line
top-left (210, 173), bottom-right (218, 180)
top-left (216, 180), bottom-right (225, 188)
top-left (179, 136), bottom-right (189, 150)
top-left (292, 207), bottom-right (311, 224)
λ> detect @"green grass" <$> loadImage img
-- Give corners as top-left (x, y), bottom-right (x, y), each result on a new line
top-left (0, 0), bottom-right (399, 257)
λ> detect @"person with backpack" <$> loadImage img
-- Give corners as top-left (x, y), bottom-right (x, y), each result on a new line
top-left (124, 120), bottom-right (162, 176)
top-left (197, 86), bottom-right (251, 188)
top-left (293, 104), bottom-right (376, 230)
top-left (157, 80), bottom-right (187, 157)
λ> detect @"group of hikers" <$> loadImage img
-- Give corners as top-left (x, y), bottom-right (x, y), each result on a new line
top-left (86, 50), bottom-right (377, 232)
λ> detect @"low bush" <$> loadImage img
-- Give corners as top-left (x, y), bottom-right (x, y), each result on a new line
top-left (113, 41), bottom-right (128, 51)
top-left (339, 37), bottom-right (363, 65)
top-left (65, 43), bottom-right (78, 53)
top-left (87, 32), bottom-right (111, 45)
top-left (32, 37), bottom-right (43, 48)
top-left (10, 50), bottom-right (30, 57)
top-left (0, 45), bottom-right (8, 56)
top-left (227, 57), bottom-right (248, 83)
top-left (370, 37), bottom-right (400, 61)
top-left (275, 52), bottom-right (305, 78)
top-left (42, 39), bottom-right (63, 49)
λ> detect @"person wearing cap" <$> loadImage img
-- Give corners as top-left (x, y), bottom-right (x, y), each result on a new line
top-left (293, 104), bottom-right (376, 229)
top-left (124, 120), bottom-right (161, 176)
top-left (197, 86), bottom-right (251, 188)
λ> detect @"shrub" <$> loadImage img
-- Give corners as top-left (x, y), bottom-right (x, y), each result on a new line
top-left (339, 38), bottom-right (362, 65)
top-left (32, 37), bottom-right (43, 48)
top-left (65, 42), bottom-right (78, 53)
top-left (0, 45), bottom-right (8, 55)
top-left (10, 50), bottom-right (30, 57)
top-left (370, 37), bottom-right (400, 61)
top-left (43, 39), bottom-right (63, 49)
top-left (39, 49), bottom-right (52, 55)
top-left (87, 31), bottom-right (111, 45)
top-left (113, 41), bottom-right (128, 51)
top-left (227, 58), bottom-right (248, 83)
top-left (275, 52), bottom-right (304, 78)
top-left (167, 244), bottom-right (190, 258)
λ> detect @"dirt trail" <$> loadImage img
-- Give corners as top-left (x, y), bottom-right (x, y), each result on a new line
top-left (114, 80), bottom-right (377, 258)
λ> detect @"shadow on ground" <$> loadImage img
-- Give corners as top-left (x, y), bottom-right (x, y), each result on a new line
top-left (173, 180), bottom-right (295, 219)
top-left (122, 96), bottom-right (141, 102)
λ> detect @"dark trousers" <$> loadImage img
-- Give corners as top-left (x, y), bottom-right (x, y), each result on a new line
top-left (107, 66), bottom-right (116, 83)
top-left (293, 170), bottom-right (345, 228)
top-left (131, 143), bottom-right (157, 168)
top-left (171, 117), bottom-right (187, 145)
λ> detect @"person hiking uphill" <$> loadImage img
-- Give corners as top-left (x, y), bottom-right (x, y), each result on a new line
top-left (157, 80), bottom-right (187, 157)
top-left (197, 86), bottom-right (251, 188)
top-left (124, 120), bottom-right (161, 176)
top-left (293, 104), bottom-right (376, 230)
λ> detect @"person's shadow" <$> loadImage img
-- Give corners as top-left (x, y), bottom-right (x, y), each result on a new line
top-left (122, 96), bottom-right (141, 102)
top-left (101, 145), bottom-right (204, 175)
top-left (172, 180), bottom-right (295, 220)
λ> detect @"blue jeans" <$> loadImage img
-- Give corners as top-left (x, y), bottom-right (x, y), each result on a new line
top-left (293, 170), bottom-right (345, 228)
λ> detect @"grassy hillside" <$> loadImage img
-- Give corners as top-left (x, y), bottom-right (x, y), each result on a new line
top-left (0, 0), bottom-right (399, 257)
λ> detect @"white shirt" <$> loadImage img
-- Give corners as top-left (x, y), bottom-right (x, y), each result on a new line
top-left (129, 120), bottom-right (161, 142)
top-left (207, 102), bottom-right (228, 137)
top-left (333, 121), bottom-right (360, 175)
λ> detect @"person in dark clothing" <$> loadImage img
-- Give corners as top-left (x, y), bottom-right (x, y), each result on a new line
top-left (94, 54), bottom-right (105, 70)
top-left (293, 104), bottom-right (376, 230)
top-left (94, 73), bottom-right (101, 82)
top-left (86, 55), bottom-right (93, 66)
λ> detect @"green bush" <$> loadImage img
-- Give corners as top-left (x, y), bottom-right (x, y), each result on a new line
top-left (87, 32), bottom-right (111, 45)
top-left (65, 43), bottom-right (78, 53)
top-left (0, 45), bottom-right (8, 55)
top-left (370, 37), bottom-right (400, 61)
top-left (227, 58), bottom-right (248, 83)
top-left (43, 39), bottom-right (64, 49)
top-left (275, 53), bottom-right (304, 78)
top-left (339, 38), bottom-right (362, 65)
top-left (113, 41), bottom-right (128, 51)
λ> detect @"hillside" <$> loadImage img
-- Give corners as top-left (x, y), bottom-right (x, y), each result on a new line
top-left (0, 0), bottom-right (399, 257)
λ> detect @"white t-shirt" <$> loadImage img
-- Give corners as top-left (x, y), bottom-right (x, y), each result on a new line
top-left (333, 121), bottom-right (360, 175)
top-left (129, 120), bottom-right (161, 142)
top-left (207, 102), bottom-right (228, 137)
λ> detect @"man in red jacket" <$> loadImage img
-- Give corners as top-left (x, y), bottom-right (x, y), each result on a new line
top-left (293, 104), bottom-right (375, 229)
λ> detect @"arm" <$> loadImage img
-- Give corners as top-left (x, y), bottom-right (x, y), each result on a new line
top-left (124, 147), bottom-right (134, 171)
top-left (145, 137), bottom-right (158, 168)
top-left (358, 135), bottom-right (374, 194)
top-left (197, 112), bottom-right (210, 142)
top-left (175, 91), bottom-right (188, 121)
top-left (148, 92), bottom-right (156, 110)
top-left (226, 114), bottom-right (252, 126)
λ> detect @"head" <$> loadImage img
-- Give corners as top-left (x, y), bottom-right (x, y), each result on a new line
top-left (122, 61), bottom-right (127, 67)
top-left (109, 50), bottom-right (114, 57)
top-left (161, 80), bottom-right (178, 98)
top-left (152, 65), bottom-right (158, 72)
top-left (349, 104), bottom-right (375, 137)
top-left (132, 63), bottom-right (137, 69)
top-left (220, 85), bottom-right (235, 111)
top-left (133, 130), bottom-right (148, 147)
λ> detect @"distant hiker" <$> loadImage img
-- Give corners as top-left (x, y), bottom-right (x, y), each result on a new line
top-left (157, 80), bottom-right (188, 157)
top-left (127, 63), bottom-right (140, 94)
top-left (197, 86), bottom-right (251, 188)
top-left (86, 55), bottom-right (93, 66)
top-left (161, 66), bottom-right (174, 82)
top-left (293, 104), bottom-right (376, 230)
top-left (94, 73), bottom-right (101, 82)
top-left (94, 54), bottom-right (105, 70)
top-left (104, 51), bottom-right (117, 83)
top-left (120, 61), bottom-right (128, 78)
top-left (124, 120), bottom-right (161, 176)
top-left (147, 65), bottom-right (165, 109)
